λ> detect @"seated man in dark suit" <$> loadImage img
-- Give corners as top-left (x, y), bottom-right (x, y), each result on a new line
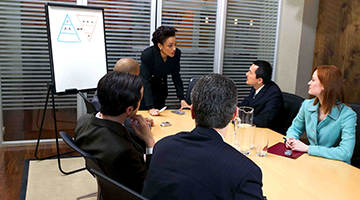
top-left (91, 58), bottom-right (153, 150)
top-left (239, 60), bottom-right (283, 129)
top-left (75, 71), bottom-right (155, 193)
top-left (142, 74), bottom-right (264, 200)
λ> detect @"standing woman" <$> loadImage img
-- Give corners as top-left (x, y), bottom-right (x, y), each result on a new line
top-left (286, 65), bottom-right (357, 164)
top-left (140, 26), bottom-right (190, 116)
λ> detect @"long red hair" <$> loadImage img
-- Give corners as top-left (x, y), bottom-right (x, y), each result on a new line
top-left (313, 65), bottom-right (345, 114)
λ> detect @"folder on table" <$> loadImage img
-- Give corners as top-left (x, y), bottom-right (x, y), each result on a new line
top-left (268, 142), bottom-right (304, 159)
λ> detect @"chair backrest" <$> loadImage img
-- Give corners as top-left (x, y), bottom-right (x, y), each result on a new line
top-left (275, 92), bottom-right (305, 135)
top-left (185, 77), bottom-right (200, 105)
top-left (78, 91), bottom-right (98, 114)
top-left (59, 131), bottom-right (104, 175)
top-left (347, 103), bottom-right (360, 168)
top-left (90, 169), bottom-right (148, 200)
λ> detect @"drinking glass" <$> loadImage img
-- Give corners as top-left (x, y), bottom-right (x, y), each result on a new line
top-left (256, 130), bottom-right (269, 157)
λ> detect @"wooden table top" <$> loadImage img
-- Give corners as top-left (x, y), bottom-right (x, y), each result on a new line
top-left (138, 110), bottom-right (360, 199)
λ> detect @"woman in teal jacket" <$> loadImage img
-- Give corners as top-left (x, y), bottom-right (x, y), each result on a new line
top-left (286, 65), bottom-right (357, 164)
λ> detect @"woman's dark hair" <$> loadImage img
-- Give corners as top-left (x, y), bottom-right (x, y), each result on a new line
top-left (98, 71), bottom-right (143, 116)
top-left (313, 65), bottom-right (345, 114)
top-left (152, 26), bottom-right (177, 49)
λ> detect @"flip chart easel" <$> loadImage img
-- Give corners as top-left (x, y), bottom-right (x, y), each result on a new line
top-left (35, 3), bottom-right (108, 175)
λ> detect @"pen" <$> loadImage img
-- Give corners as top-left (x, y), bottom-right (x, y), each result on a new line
top-left (283, 137), bottom-right (292, 156)
top-left (159, 106), bottom-right (167, 113)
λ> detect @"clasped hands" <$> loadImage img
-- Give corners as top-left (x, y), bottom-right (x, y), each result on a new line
top-left (285, 137), bottom-right (309, 153)
top-left (130, 114), bottom-right (155, 148)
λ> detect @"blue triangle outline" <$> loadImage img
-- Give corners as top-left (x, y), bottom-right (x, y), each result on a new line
top-left (57, 14), bottom-right (81, 43)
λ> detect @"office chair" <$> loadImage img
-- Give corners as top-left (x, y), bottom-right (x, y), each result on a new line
top-left (185, 77), bottom-right (200, 105)
top-left (60, 131), bottom-right (99, 199)
top-left (275, 92), bottom-right (304, 135)
top-left (78, 91), bottom-right (98, 114)
top-left (90, 169), bottom-right (148, 200)
top-left (347, 103), bottom-right (360, 169)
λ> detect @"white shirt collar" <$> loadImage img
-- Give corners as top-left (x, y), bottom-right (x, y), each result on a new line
top-left (95, 112), bottom-right (124, 126)
top-left (214, 129), bottom-right (225, 142)
top-left (255, 84), bottom-right (265, 96)
top-left (95, 112), bottom-right (102, 119)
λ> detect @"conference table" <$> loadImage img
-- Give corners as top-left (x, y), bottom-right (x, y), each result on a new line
top-left (138, 110), bottom-right (360, 199)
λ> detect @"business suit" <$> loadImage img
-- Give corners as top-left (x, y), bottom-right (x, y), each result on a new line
top-left (142, 126), bottom-right (264, 200)
top-left (74, 113), bottom-right (151, 193)
top-left (286, 99), bottom-right (357, 163)
top-left (239, 81), bottom-right (283, 129)
top-left (139, 46), bottom-right (185, 110)
top-left (90, 92), bottom-right (147, 149)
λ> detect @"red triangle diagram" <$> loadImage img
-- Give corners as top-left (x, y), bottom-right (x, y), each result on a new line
top-left (76, 14), bottom-right (99, 42)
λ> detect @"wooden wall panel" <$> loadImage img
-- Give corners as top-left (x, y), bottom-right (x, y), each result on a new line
top-left (313, 0), bottom-right (360, 103)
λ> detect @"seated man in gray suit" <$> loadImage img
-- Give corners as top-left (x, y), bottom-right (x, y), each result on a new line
top-left (142, 74), bottom-right (264, 200)
top-left (75, 71), bottom-right (155, 193)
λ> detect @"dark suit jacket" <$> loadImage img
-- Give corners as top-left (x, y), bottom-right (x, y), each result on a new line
top-left (74, 114), bottom-right (151, 193)
top-left (140, 46), bottom-right (184, 109)
top-left (91, 92), bottom-right (147, 149)
top-left (142, 126), bottom-right (264, 200)
top-left (239, 81), bottom-right (283, 129)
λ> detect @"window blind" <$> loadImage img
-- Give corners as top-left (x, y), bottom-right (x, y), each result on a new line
top-left (87, 0), bottom-right (152, 72)
top-left (0, 0), bottom-right (78, 110)
top-left (160, 0), bottom-right (217, 108)
top-left (0, 0), bottom-right (152, 110)
top-left (222, 0), bottom-right (279, 102)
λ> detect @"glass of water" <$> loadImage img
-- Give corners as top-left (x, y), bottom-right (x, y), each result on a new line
top-left (256, 130), bottom-right (269, 157)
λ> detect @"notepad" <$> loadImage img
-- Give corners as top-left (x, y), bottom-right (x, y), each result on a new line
top-left (268, 142), bottom-right (304, 159)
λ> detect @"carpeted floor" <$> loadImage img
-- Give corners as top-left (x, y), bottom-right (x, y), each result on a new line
top-left (20, 157), bottom-right (97, 200)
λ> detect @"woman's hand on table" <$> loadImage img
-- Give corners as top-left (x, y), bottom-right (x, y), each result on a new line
top-left (179, 100), bottom-right (191, 110)
top-left (149, 108), bottom-right (160, 116)
top-left (286, 137), bottom-right (309, 152)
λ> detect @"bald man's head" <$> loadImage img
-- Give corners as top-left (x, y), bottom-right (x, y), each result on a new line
top-left (113, 58), bottom-right (140, 75)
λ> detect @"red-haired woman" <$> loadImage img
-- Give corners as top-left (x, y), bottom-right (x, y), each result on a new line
top-left (286, 65), bottom-right (357, 163)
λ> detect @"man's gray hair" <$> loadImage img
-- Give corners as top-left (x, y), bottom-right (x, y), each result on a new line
top-left (191, 74), bottom-right (237, 128)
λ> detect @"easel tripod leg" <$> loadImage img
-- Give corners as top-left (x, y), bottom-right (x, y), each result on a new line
top-left (34, 84), bottom-right (85, 175)
top-left (34, 85), bottom-right (50, 159)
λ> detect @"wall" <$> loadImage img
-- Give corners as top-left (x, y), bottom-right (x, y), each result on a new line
top-left (275, 0), bottom-right (305, 94)
top-left (313, 0), bottom-right (360, 103)
top-left (295, 0), bottom-right (319, 98)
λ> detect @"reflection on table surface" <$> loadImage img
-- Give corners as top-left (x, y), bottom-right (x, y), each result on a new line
top-left (137, 110), bottom-right (360, 200)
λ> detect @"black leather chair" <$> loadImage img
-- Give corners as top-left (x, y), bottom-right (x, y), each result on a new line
top-left (274, 92), bottom-right (305, 135)
top-left (185, 77), bottom-right (199, 105)
top-left (347, 103), bottom-right (360, 169)
top-left (60, 131), bottom-right (101, 199)
top-left (90, 169), bottom-right (148, 200)
top-left (78, 91), bottom-right (98, 114)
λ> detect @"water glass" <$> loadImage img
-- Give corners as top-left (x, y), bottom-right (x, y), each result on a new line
top-left (256, 130), bottom-right (269, 157)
